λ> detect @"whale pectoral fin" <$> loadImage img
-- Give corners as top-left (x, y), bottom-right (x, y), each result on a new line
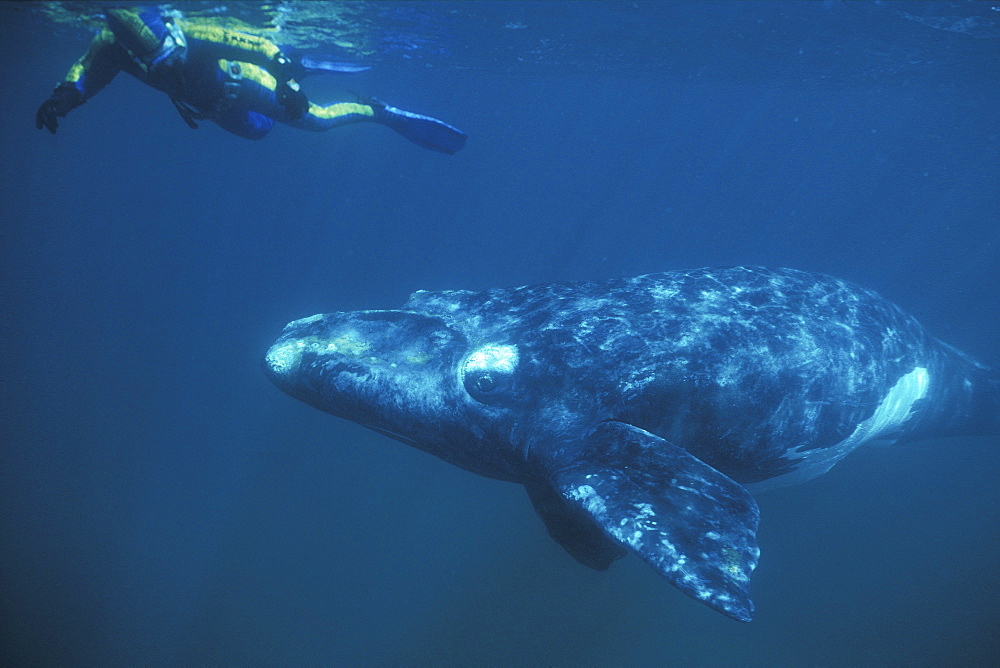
top-left (550, 421), bottom-right (761, 622)
top-left (525, 479), bottom-right (628, 570)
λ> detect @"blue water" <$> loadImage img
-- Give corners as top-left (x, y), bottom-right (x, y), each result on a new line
top-left (2, 1), bottom-right (998, 664)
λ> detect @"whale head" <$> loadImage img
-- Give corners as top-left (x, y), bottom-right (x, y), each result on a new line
top-left (263, 307), bottom-right (533, 480)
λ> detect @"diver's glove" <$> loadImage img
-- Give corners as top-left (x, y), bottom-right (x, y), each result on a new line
top-left (35, 82), bottom-right (83, 134)
top-left (270, 52), bottom-right (297, 80)
top-left (270, 52), bottom-right (309, 119)
top-left (275, 79), bottom-right (309, 120)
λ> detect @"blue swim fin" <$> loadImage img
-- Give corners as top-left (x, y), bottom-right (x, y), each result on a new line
top-left (274, 45), bottom-right (371, 78)
top-left (369, 99), bottom-right (467, 154)
top-left (299, 56), bottom-right (372, 75)
top-left (548, 421), bottom-right (761, 622)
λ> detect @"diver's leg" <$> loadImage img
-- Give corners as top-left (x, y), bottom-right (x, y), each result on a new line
top-left (297, 96), bottom-right (468, 153)
top-left (215, 59), bottom-right (466, 152)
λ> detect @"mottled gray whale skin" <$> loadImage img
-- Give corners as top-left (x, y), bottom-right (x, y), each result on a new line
top-left (263, 267), bottom-right (997, 622)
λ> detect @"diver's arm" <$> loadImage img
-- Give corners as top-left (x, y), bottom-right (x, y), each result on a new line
top-left (36, 29), bottom-right (128, 132)
top-left (68, 28), bottom-right (131, 94)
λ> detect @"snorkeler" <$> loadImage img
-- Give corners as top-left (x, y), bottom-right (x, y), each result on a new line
top-left (35, 7), bottom-right (467, 153)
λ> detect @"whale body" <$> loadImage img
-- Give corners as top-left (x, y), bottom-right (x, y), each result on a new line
top-left (263, 267), bottom-right (997, 621)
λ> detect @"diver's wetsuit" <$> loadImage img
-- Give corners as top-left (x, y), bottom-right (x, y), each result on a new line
top-left (38, 12), bottom-right (466, 152)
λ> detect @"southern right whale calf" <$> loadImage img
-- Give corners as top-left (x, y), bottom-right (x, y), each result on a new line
top-left (263, 266), bottom-right (998, 621)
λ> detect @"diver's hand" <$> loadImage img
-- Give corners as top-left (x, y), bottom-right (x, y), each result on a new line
top-left (35, 99), bottom-right (60, 133)
top-left (35, 82), bottom-right (83, 134)
top-left (276, 80), bottom-right (309, 120)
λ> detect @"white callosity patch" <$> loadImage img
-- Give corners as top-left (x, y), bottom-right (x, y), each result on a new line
top-left (463, 344), bottom-right (518, 375)
top-left (266, 329), bottom-right (376, 378)
top-left (460, 343), bottom-right (520, 403)
top-left (265, 339), bottom-right (306, 377)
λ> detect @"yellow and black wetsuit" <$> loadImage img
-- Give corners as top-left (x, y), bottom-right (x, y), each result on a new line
top-left (36, 9), bottom-right (466, 153)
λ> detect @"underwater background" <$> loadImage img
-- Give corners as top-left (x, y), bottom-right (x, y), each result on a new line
top-left (1, 1), bottom-right (998, 664)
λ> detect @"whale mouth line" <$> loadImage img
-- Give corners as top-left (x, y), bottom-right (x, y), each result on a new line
top-left (360, 422), bottom-right (418, 446)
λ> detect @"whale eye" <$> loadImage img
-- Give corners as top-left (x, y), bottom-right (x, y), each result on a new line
top-left (471, 373), bottom-right (497, 393)
top-left (462, 344), bottom-right (518, 404)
